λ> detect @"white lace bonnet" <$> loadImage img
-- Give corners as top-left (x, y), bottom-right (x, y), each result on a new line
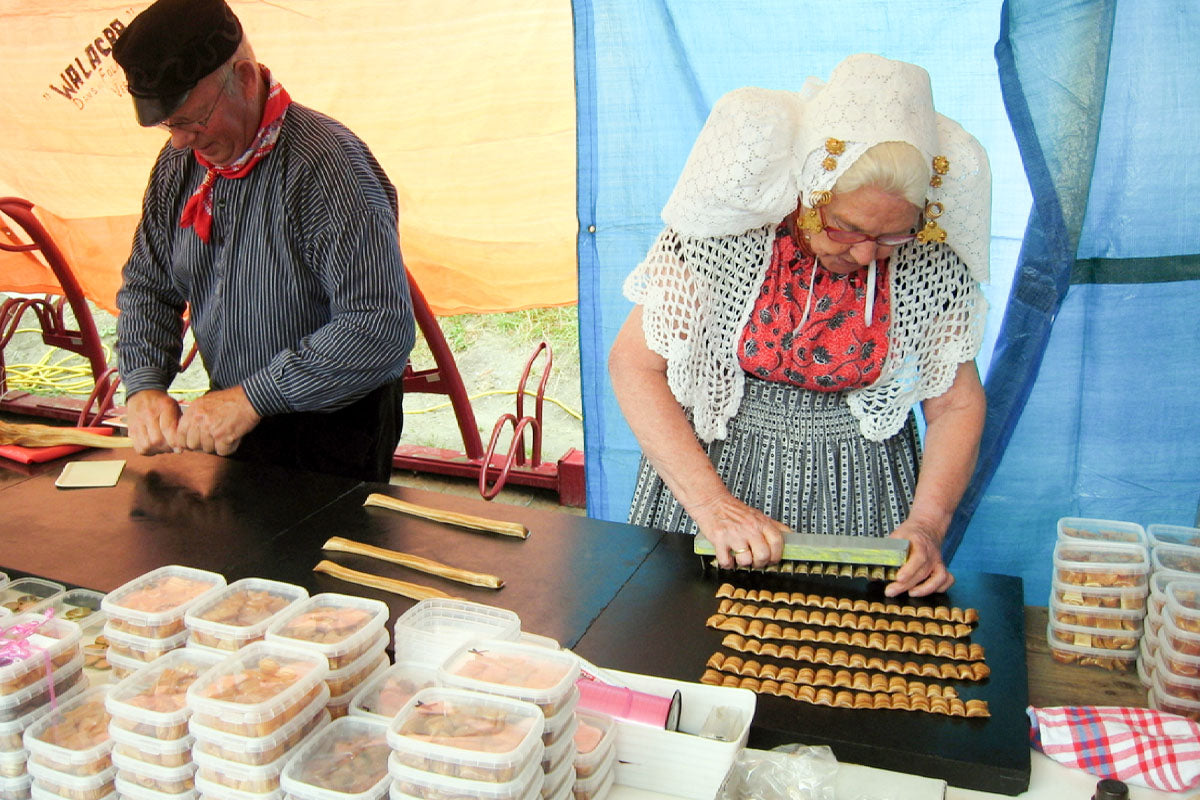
top-left (660, 53), bottom-right (991, 283)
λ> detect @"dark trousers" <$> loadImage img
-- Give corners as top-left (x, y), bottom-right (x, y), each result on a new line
top-left (230, 380), bottom-right (404, 483)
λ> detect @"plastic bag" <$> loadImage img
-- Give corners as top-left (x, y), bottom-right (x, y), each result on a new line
top-left (716, 744), bottom-right (839, 800)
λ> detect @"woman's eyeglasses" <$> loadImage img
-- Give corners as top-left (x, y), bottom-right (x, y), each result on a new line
top-left (819, 206), bottom-right (917, 247)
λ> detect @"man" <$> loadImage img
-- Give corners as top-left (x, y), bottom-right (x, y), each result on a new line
top-left (112, 0), bottom-right (414, 482)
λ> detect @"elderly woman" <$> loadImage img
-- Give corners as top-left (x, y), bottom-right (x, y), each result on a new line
top-left (609, 54), bottom-right (990, 598)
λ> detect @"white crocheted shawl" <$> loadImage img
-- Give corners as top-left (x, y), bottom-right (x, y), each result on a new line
top-left (623, 56), bottom-right (991, 443)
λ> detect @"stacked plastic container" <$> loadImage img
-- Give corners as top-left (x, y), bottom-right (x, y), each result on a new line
top-left (30, 591), bottom-right (109, 686)
top-left (1, 580), bottom-right (65, 616)
top-left (187, 641), bottom-right (331, 800)
top-left (391, 600), bottom-right (521, 669)
top-left (1048, 519), bottom-right (1150, 673)
top-left (439, 639), bottom-right (581, 798)
top-left (1139, 527), bottom-right (1200, 688)
top-left (23, 686), bottom-right (113, 800)
top-left (1, 613), bottom-right (87, 800)
top-left (265, 595), bottom-right (390, 721)
top-left (1147, 580), bottom-right (1200, 721)
top-left (569, 713), bottom-right (616, 800)
top-left (348, 664), bottom-right (439, 724)
top-left (104, 647), bottom-right (225, 800)
top-left (101, 567), bottom-right (226, 680)
top-left (279, 717), bottom-right (391, 800)
top-left (184, 579), bottom-right (308, 656)
top-left (386, 686), bottom-right (545, 800)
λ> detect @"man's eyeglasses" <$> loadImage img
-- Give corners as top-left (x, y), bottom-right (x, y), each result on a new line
top-left (819, 205), bottom-right (918, 247)
top-left (156, 70), bottom-right (232, 132)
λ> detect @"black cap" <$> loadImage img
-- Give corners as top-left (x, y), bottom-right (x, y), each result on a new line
top-left (113, 0), bottom-right (243, 127)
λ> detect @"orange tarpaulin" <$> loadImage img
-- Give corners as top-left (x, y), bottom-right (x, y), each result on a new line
top-left (0, 0), bottom-right (577, 315)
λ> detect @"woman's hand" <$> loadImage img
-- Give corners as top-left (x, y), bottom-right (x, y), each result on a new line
top-left (691, 492), bottom-right (787, 569)
top-left (885, 517), bottom-right (954, 598)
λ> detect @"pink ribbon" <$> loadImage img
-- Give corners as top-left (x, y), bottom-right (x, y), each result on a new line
top-left (1, 608), bottom-right (60, 708)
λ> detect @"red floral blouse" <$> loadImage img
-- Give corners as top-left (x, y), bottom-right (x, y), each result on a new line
top-left (738, 226), bottom-right (890, 391)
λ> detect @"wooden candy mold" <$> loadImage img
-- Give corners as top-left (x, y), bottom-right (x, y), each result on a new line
top-left (707, 559), bottom-right (898, 582)
top-left (715, 598), bottom-right (974, 638)
top-left (715, 584), bottom-right (978, 624)
top-left (719, 633), bottom-right (991, 680)
top-left (706, 615), bottom-right (986, 662)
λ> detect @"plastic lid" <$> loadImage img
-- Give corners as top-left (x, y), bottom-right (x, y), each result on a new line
top-left (348, 662), bottom-right (438, 722)
top-left (0, 654), bottom-right (85, 722)
top-left (108, 724), bottom-right (193, 756)
top-left (440, 639), bottom-right (581, 713)
top-left (185, 579), bottom-right (308, 649)
top-left (189, 687), bottom-right (331, 762)
top-left (325, 638), bottom-right (389, 696)
top-left (572, 711), bottom-right (616, 770)
top-left (1053, 541), bottom-right (1150, 569)
top-left (194, 772), bottom-right (284, 800)
top-left (0, 579), bottom-right (66, 616)
top-left (1147, 524), bottom-right (1200, 549)
top-left (26, 758), bottom-right (116, 793)
top-left (1151, 544), bottom-right (1200, 577)
top-left (1045, 622), bottom-right (1139, 661)
top-left (570, 746), bottom-right (616, 795)
top-left (387, 749), bottom-right (544, 799)
top-left (0, 678), bottom-right (89, 743)
top-left (1058, 518), bottom-right (1146, 546)
top-left (187, 641), bottom-right (329, 725)
top-left (265, 594), bottom-right (387, 662)
top-left (101, 566), bottom-right (226, 628)
top-left (392, 600), bottom-right (521, 667)
top-left (386, 687), bottom-right (544, 781)
top-left (29, 590), bottom-right (105, 625)
top-left (106, 647), bottom-right (226, 730)
top-left (0, 613), bottom-right (82, 686)
top-left (113, 775), bottom-right (197, 800)
top-left (23, 685), bottom-right (111, 764)
top-left (111, 748), bottom-right (196, 782)
top-left (1164, 579), bottom-right (1200, 623)
top-left (279, 717), bottom-right (391, 800)
top-left (1048, 595), bottom-right (1145, 631)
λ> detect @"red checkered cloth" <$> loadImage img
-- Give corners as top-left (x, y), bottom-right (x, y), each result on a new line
top-left (1029, 705), bottom-right (1200, 792)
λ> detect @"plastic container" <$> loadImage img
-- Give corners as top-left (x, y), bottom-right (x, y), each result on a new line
top-left (569, 746), bottom-right (615, 800)
top-left (187, 642), bottom-right (329, 738)
top-left (1149, 670), bottom-right (1200, 721)
top-left (111, 750), bottom-right (195, 794)
top-left (1046, 623), bottom-right (1138, 671)
top-left (1153, 636), bottom-right (1200, 700)
top-left (193, 772), bottom-right (282, 800)
top-left (0, 580), bottom-right (66, 616)
top-left (0, 681), bottom-right (88, 757)
top-left (102, 567), bottom-right (225, 639)
top-left (349, 663), bottom-right (439, 723)
top-left (0, 771), bottom-right (31, 800)
top-left (570, 713), bottom-right (615, 780)
top-left (540, 689), bottom-right (579, 749)
top-left (1050, 580), bottom-right (1147, 612)
top-left (1136, 651), bottom-right (1155, 688)
top-left (22, 686), bottom-right (111, 777)
top-left (106, 647), bottom-right (225, 740)
top-left (265, 595), bottom-right (387, 671)
top-left (1160, 614), bottom-right (1200, 662)
top-left (29, 591), bottom-right (104, 628)
top-left (0, 748), bottom-right (26, 779)
top-left (190, 693), bottom-right (330, 768)
top-left (386, 687), bottom-right (544, 784)
top-left (387, 751), bottom-right (543, 800)
top-left (109, 727), bottom-right (194, 769)
top-left (278, 717), bottom-right (391, 800)
top-left (0, 656), bottom-right (85, 725)
top-left (102, 624), bottom-right (189, 664)
top-left (112, 776), bottom-right (197, 800)
top-left (25, 758), bottom-right (115, 800)
top-left (1057, 518), bottom-right (1147, 546)
top-left (193, 743), bottom-right (294, 795)
top-left (391, 600), bottom-right (521, 668)
top-left (1052, 542), bottom-right (1150, 589)
top-left (540, 715), bottom-right (576, 774)
top-left (328, 658), bottom-right (389, 722)
top-left (540, 748), bottom-right (573, 800)
top-left (0, 614), bottom-right (83, 697)
top-left (1151, 544), bottom-right (1200, 580)
top-left (324, 638), bottom-right (389, 699)
top-left (439, 640), bottom-right (580, 718)
top-left (185, 580), bottom-right (308, 653)
top-left (1048, 595), bottom-right (1144, 633)
top-left (1140, 625), bottom-right (1160, 662)
top-left (1147, 524), bottom-right (1200, 550)
top-left (1164, 580), bottom-right (1200, 634)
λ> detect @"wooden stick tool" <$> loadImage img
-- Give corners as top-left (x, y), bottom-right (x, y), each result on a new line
top-left (362, 493), bottom-right (529, 539)
top-left (313, 560), bottom-right (453, 602)
top-left (0, 420), bottom-right (131, 449)
top-left (322, 536), bottom-right (503, 589)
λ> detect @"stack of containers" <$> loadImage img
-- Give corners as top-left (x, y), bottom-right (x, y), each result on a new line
top-left (101, 566), bottom-right (226, 680)
top-left (23, 686), bottom-right (113, 800)
top-left (348, 663), bottom-right (439, 723)
top-left (1141, 540), bottom-right (1200, 686)
top-left (184, 579), bottom-right (308, 656)
top-left (187, 640), bottom-right (331, 800)
top-left (279, 716), bottom-right (391, 800)
top-left (1148, 580), bottom-right (1200, 721)
top-left (31, 591), bottom-right (109, 685)
top-left (391, 600), bottom-right (521, 669)
top-left (1, 579), bottom-right (65, 616)
top-left (1049, 521), bottom-right (1151, 673)
top-left (439, 639), bottom-right (581, 797)
top-left (386, 686), bottom-right (545, 800)
top-left (1, 614), bottom-right (87, 800)
top-left (569, 713), bottom-right (617, 800)
top-left (105, 647), bottom-right (225, 800)
top-left (265, 595), bottom-right (390, 720)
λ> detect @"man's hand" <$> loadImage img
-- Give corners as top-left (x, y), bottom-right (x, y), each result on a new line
top-left (174, 386), bottom-right (262, 456)
top-left (885, 518), bottom-right (955, 598)
top-left (126, 389), bottom-right (181, 455)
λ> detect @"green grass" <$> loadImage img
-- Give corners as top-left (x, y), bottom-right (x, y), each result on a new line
top-left (413, 306), bottom-right (579, 369)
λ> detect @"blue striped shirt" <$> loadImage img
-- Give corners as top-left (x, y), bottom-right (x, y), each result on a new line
top-left (116, 103), bottom-right (414, 416)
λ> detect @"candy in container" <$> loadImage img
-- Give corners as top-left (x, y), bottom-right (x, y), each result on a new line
top-left (192, 716), bottom-right (327, 795)
top-left (1, 614), bottom-right (83, 698)
top-left (190, 693), bottom-right (330, 768)
top-left (570, 713), bottom-right (615, 780)
top-left (386, 750), bottom-right (544, 800)
top-left (327, 656), bottom-right (389, 721)
top-left (349, 663), bottom-right (438, 722)
top-left (0, 771), bottom-right (32, 800)
top-left (0, 580), bottom-right (65, 616)
top-left (110, 750), bottom-right (195, 795)
top-left (25, 758), bottom-right (115, 800)
top-left (106, 647), bottom-right (225, 741)
top-left (391, 600), bottom-right (521, 669)
top-left (265, 595), bottom-right (388, 670)
top-left (23, 686), bottom-right (112, 778)
top-left (279, 717), bottom-right (391, 800)
top-left (439, 641), bottom-right (581, 718)
top-left (102, 567), bottom-right (225, 640)
top-left (185, 579), bottom-right (308, 652)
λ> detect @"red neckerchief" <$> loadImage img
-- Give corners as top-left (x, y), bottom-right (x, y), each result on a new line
top-left (179, 66), bottom-right (292, 242)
